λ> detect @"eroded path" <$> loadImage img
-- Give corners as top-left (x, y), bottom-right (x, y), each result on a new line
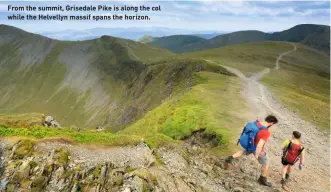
top-left (222, 43), bottom-right (330, 192)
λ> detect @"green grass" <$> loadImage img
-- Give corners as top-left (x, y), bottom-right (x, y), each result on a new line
top-left (13, 139), bottom-right (34, 159)
top-left (183, 41), bottom-right (329, 132)
top-left (0, 126), bottom-right (142, 146)
top-left (0, 113), bottom-right (44, 128)
top-left (261, 44), bottom-right (330, 131)
top-left (0, 29), bottom-right (174, 130)
top-left (122, 71), bottom-right (247, 150)
top-left (181, 41), bottom-right (294, 76)
top-left (0, 68), bottom-right (243, 149)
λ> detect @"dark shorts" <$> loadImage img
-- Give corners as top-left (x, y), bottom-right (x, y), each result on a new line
top-left (281, 159), bottom-right (295, 166)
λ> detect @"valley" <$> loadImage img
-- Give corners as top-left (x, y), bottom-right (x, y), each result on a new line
top-left (0, 23), bottom-right (329, 192)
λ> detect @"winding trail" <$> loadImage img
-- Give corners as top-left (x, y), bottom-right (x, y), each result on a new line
top-left (217, 43), bottom-right (329, 192)
top-left (275, 43), bottom-right (297, 70)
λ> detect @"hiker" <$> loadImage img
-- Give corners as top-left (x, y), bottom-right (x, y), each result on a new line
top-left (280, 131), bottom-right (305, 186)
top-left (225, 115), bottom-right (278, 187)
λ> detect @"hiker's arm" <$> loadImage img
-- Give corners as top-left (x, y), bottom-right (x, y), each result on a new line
top-left (300, 150), bottom-right (305, 165)
top-left (255, 139), bottom-right (265, 159)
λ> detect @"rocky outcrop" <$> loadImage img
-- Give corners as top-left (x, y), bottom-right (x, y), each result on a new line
top-left (0, 139), bottom-right (282, 192)
top-left (42, 115), bottom-right (61, 128)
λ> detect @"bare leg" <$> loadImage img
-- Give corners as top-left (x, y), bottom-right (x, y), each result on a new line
top-left (287, 165), bottom-right (292, 174)
top-left (282, 165), bottom-right (288, 179)
top-left (261, 164), bottom-right (268, 177)
top-left (232, 150), bottom-right (244, 158)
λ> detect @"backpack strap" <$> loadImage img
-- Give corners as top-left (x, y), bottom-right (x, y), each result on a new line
top-left (297, 145), bottom-right (304, 156)
top-left (291, 145), bottom-right (304, 165)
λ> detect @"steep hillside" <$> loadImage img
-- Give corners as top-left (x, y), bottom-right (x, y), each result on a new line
top-left (0, 24), bottom-right (179, 130)
top-left (147, 24), bottom-right (330, 54)
top-left (147, 35), bottom-right (207, 53)
top-left (300, 25), bottom-right (330, 54)
top-left (269, 24), bottom-right (326, 42)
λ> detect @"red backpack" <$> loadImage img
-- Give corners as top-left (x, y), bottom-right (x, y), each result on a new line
top-left (282, 141), bottom-right (304, 165)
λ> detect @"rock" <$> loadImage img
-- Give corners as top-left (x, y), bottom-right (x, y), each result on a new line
top-left (224, 181), bottom-right (232, 190)
top-left (224, 162), bottom-right (237, 170)
top-left (70, 183), bottom-right (78, 192)
top-left (123, 175), bottom-right (144, 192)
top-left (43, 115), bottom-right (61, 128)
top-left (73, 160), bottom-right (85, 164)
top-left (100, 165), bottom-right (107, 181)
top-left (33, 166), bottom-right (39, 173)
top-left (96, 125), bottom-right (104, 131)
top-left (122, 188), bottom-right (131, 192)
top-left (53, 166), bottom-right (64, 180)
top-left (233, 187), bottom-right (244, 192)
top-left (195, 65), bottom-right (205, 72)
top-left (0, 179), bottom-right (8, 190)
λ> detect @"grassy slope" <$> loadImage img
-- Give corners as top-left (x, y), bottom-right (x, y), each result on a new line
top-left (148, 35), bottom-right (207, 53)
top-left (121, 71), bottom-right (247, 149)
top-left (182, 41), bottom-right (294, 76)
top-left (0, 26), bottom-right (175, 129)
top-left (182, 41), bottom-right (329, 132)
top-left (0, 64), bottom-right (247, 150)
top-left (261, 43), bottom-right (330, 131)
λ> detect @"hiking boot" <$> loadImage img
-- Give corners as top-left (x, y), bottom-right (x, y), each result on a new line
top-left (258, 176), bottom-right (272, 187)
top-left (285, 173), bottom-right (290, 180)
top-left (225, 156), bottom-right (234, 163)
top-left (281, 178), bottom-right (286, 185)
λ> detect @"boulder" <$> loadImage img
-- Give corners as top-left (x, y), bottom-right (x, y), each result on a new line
top-left (42, 115), bottom-right (61, 128)
top-left (96, 125), bottom-right (104, 131)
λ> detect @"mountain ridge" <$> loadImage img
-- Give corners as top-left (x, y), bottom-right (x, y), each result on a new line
top-left (0, 24), bottom-right (180, 130)
top-left (147, 24), bottom-right (330, 54)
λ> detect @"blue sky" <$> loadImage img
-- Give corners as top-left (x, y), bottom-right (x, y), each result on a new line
top-left (0, 1), bottom-right (330, 33)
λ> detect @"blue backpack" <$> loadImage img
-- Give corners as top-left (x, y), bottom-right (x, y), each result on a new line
top-left (238, 120), bottom-right (267, 152)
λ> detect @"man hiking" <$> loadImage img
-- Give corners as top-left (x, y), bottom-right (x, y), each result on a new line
top-left (225, 115), bottom-right (278, 187)
top-left (280, 131), bottom-right (305, 186)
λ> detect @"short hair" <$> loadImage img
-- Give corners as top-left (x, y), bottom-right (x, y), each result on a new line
top-left (265, 115), bottom-right (278, 124)
top-left (293, 131), bottom-right (301, 139)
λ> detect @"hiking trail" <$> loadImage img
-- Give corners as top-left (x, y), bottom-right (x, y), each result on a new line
top-left (220, 42), bottom-right (329, 192)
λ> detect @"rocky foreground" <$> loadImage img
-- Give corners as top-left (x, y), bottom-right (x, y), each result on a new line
top-left (0, 138), bottom-right (283, 192)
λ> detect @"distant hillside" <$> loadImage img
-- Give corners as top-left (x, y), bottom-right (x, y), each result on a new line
top-left (137, 35), bottom-right (157, 44)
top-left (0, 24), bottom-right (177, 130)
top-left (40, 27), bottom-right (223, 41)
top-left (190, 33), bottom-right (222, 39)
top-left (138, 33), bottom-right (222, 45)
top-left (147, 24), bottom-right (330, 54)
top-left (146, 35), bottom-right (207, 53)
top-left (209, 30), bottom-right (270, 46)
top-left (300, 25), bottom-right (330, 54)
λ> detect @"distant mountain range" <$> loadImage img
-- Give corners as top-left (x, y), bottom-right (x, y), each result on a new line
top-left (39, 27), bottom-right (223, 41)
top-left (142, 24), bottom-right (330, 54)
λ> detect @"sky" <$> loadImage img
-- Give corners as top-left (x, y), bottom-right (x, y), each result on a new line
top-left (0, 1), bottom-right (330, 33)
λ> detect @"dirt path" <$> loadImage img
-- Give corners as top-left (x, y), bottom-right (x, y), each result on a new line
top-left (275, 43), bottom-right (297, 69)
top-left (221, 43), bottom-right (330, 192)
